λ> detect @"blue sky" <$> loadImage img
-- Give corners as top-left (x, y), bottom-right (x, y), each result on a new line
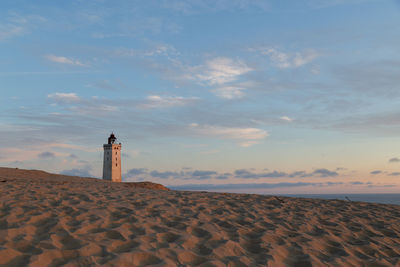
top-left (1, 0), bottom-right (400, 193)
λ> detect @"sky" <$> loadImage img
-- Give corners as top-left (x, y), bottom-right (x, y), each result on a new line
top-left (1, 0), bottom-right (400, 194)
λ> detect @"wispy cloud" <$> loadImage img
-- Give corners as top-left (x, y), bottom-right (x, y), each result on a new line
top-left (123, 166), bottom-right (341, 183)
top-left (114, 44), bottom-right (179, 58)
top-left (280, 116), bottom-right (294, 122)
top-left (170, 180), bottom-right (394, 191)
top-left (389, 157), bottom-right (400, 163)
top-left (46, 93), bottom-right (120, 115)
top-left (48, 93), bottom-right (81, 104)
top-left (0, 71), bottom-right (103, 76)
top-left (234, 169), bottom-right (286, 179)
top-left (124, 168), bottom-right (218, 180)
top-left (45, 55), bottom-right (86, 66)
top-left (189, 123), bottom-right (268, 147)
top-left (87, 80), bottom-right (125, 91)
top-left (160, 0), bottom-right (270, 14)
top-left (0, 144), bottom-right (74, 163)
top-left (170, 182), bottom-right (344, 191)
top-left (211, 86), bottom-right (246, 99)
top-left (192, 57), bottom-right (252, 85)
top-left (234, 168), bottom-right (338, 179)
top-left (307, 0), bottom-right (375, 9)
top-left (139, 95), bottom-right (198, 109)
top-left (37, 151), bottom-right (56, 159)
top-left (253, 47), bottom-right (319, 69)
top-left (312, 168), bottom-right (338, 177)
top-left (0, 13), bottom-right (46, 41)
top-left (61, 165), bottom-right (93, 177)
top-left (333, 60), bottom-right (400, 97)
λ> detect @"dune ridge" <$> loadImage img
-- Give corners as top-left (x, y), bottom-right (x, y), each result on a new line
top-left (0, 167), bottom-right (169, 190)
top-left (0, 167), bottom-right (399, 266)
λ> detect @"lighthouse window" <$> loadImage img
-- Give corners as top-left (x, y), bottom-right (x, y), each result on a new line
top-left (115, 152), bottom-right (117, 155)
top-left (116, 163), bottom-right (117, 166)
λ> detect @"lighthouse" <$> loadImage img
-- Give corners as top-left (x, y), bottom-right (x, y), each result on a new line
top-left (103, 133), bottom-right (122, 182)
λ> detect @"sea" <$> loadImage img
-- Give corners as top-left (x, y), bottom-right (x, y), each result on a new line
top-left (278, 194), bottom-right (400, 205)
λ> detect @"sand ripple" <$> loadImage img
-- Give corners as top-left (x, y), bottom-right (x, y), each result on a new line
top-left (0, 171), bottom-right (400, 266)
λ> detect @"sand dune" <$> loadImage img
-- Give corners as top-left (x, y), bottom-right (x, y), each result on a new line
top-left (0, 167), bottom-right (399, 266)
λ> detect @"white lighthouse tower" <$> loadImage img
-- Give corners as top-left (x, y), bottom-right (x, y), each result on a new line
top-left (103, 133), bottom-right (122, 182)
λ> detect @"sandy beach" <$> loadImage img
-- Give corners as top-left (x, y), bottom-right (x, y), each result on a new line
top-left (0, 167), bottom-right (399, 266)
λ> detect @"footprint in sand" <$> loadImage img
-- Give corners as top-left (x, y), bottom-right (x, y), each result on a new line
top-left (194, 243), bottom-right (213, 256)
top-left (157, 232), bottom-right (181, 243)
top-left (32, 217), bottom-right (58, 241)
top-left (112, 240), bottom-right (140, 253)
top-left (51, 233), bottom-right (82, 250)
top-left (192, 227), bottom-right (211, 239)
top-left (165, 220), bottom-right (187, 230)
top-left (178, 251), bottom-right (207, 266)
top-left (282, 246), bottom-right (313, 267)
top-left (105, 230), bottom-right (126, 241)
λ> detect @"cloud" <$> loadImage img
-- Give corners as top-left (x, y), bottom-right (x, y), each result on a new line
top-left (189, 123), bottom-right (268, 146)
top-left (307, 0), bottom-right (375, 9)
top-left (349, 181), bottom-right (363, 185)
top-left (280, 116), bottom-right (293, 122)
top-left (114, 44), bottom-right (179, 58)
top-left (215, 173), bottom-right (231, 180)
top-left (211, 86), bottom-right (246, 99)
top-left (125, 168), bottom-right (220, 181)
top-left (123, 166), bottom-right (346, 183)
top-left (389, 157), bottom-right (400, 163)
top-left (331, 110), bottom-right (400, 137)
top-left (143, 44), bottom-right (179, 57)
top-left (45, 55), bottom-right (86, 66)
top-left (0, 13), bottom-right (46, 41)
top-left (333, 60), bottom-right (400, 97)
top-left (193, 57), bottom-right (252, 85)
top-left (189, 124), bottom-right (267, 140)
top-left (233, 168), bottom-right (338, 179)
top-left (170, 182), bottom-right (344, 191)
top-left (255, 47), bottom-right (319, 69)
top-left (48, 93), bottom-right (81, 104)
top-left (234, 169), bottom-right (287, 179)
top-left (139, 95), bottom-right (198, 109)
top-left (60, 165), bottom-right (93, 177)
top-left (47, 93), bottom-right (120, 115)
top-left (37, 152), bottom-right (56, 159)
top-left (311, 168), bottom-right (338, 177)
top-left (149, 170), bottom-right (179, 179)
top-left (68, 154), bottom-right (78, 159)
top-left (370, 170), bottom-right (382, 175)
top-left (123, 167), bottom-right (341, 182)
top-left (288, 171), bottom-right (307, 177)
top-left (125, 168), bottom-right (148, 176)
top-left (238, 141), bottom-right (261, 147)
top-left (88, 80), bottom-right (123, 91)
top-left (160, 0), bottom-right (270, 14)
top-left (0, 141), bottom-right (92, 163)
top-left (191, 170), bottom-right (218, 180)
top-left (367, 184), bottom-right (397, 188)
top-left (0, 22), bottom-right (24, 41)
top-left (0, 71), bottom-right (103, 76)
top-left (389, 172), bottom-right (400, 176)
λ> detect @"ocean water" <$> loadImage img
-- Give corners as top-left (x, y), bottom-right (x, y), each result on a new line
top-left (279, 194), bottom-right (400, 205)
